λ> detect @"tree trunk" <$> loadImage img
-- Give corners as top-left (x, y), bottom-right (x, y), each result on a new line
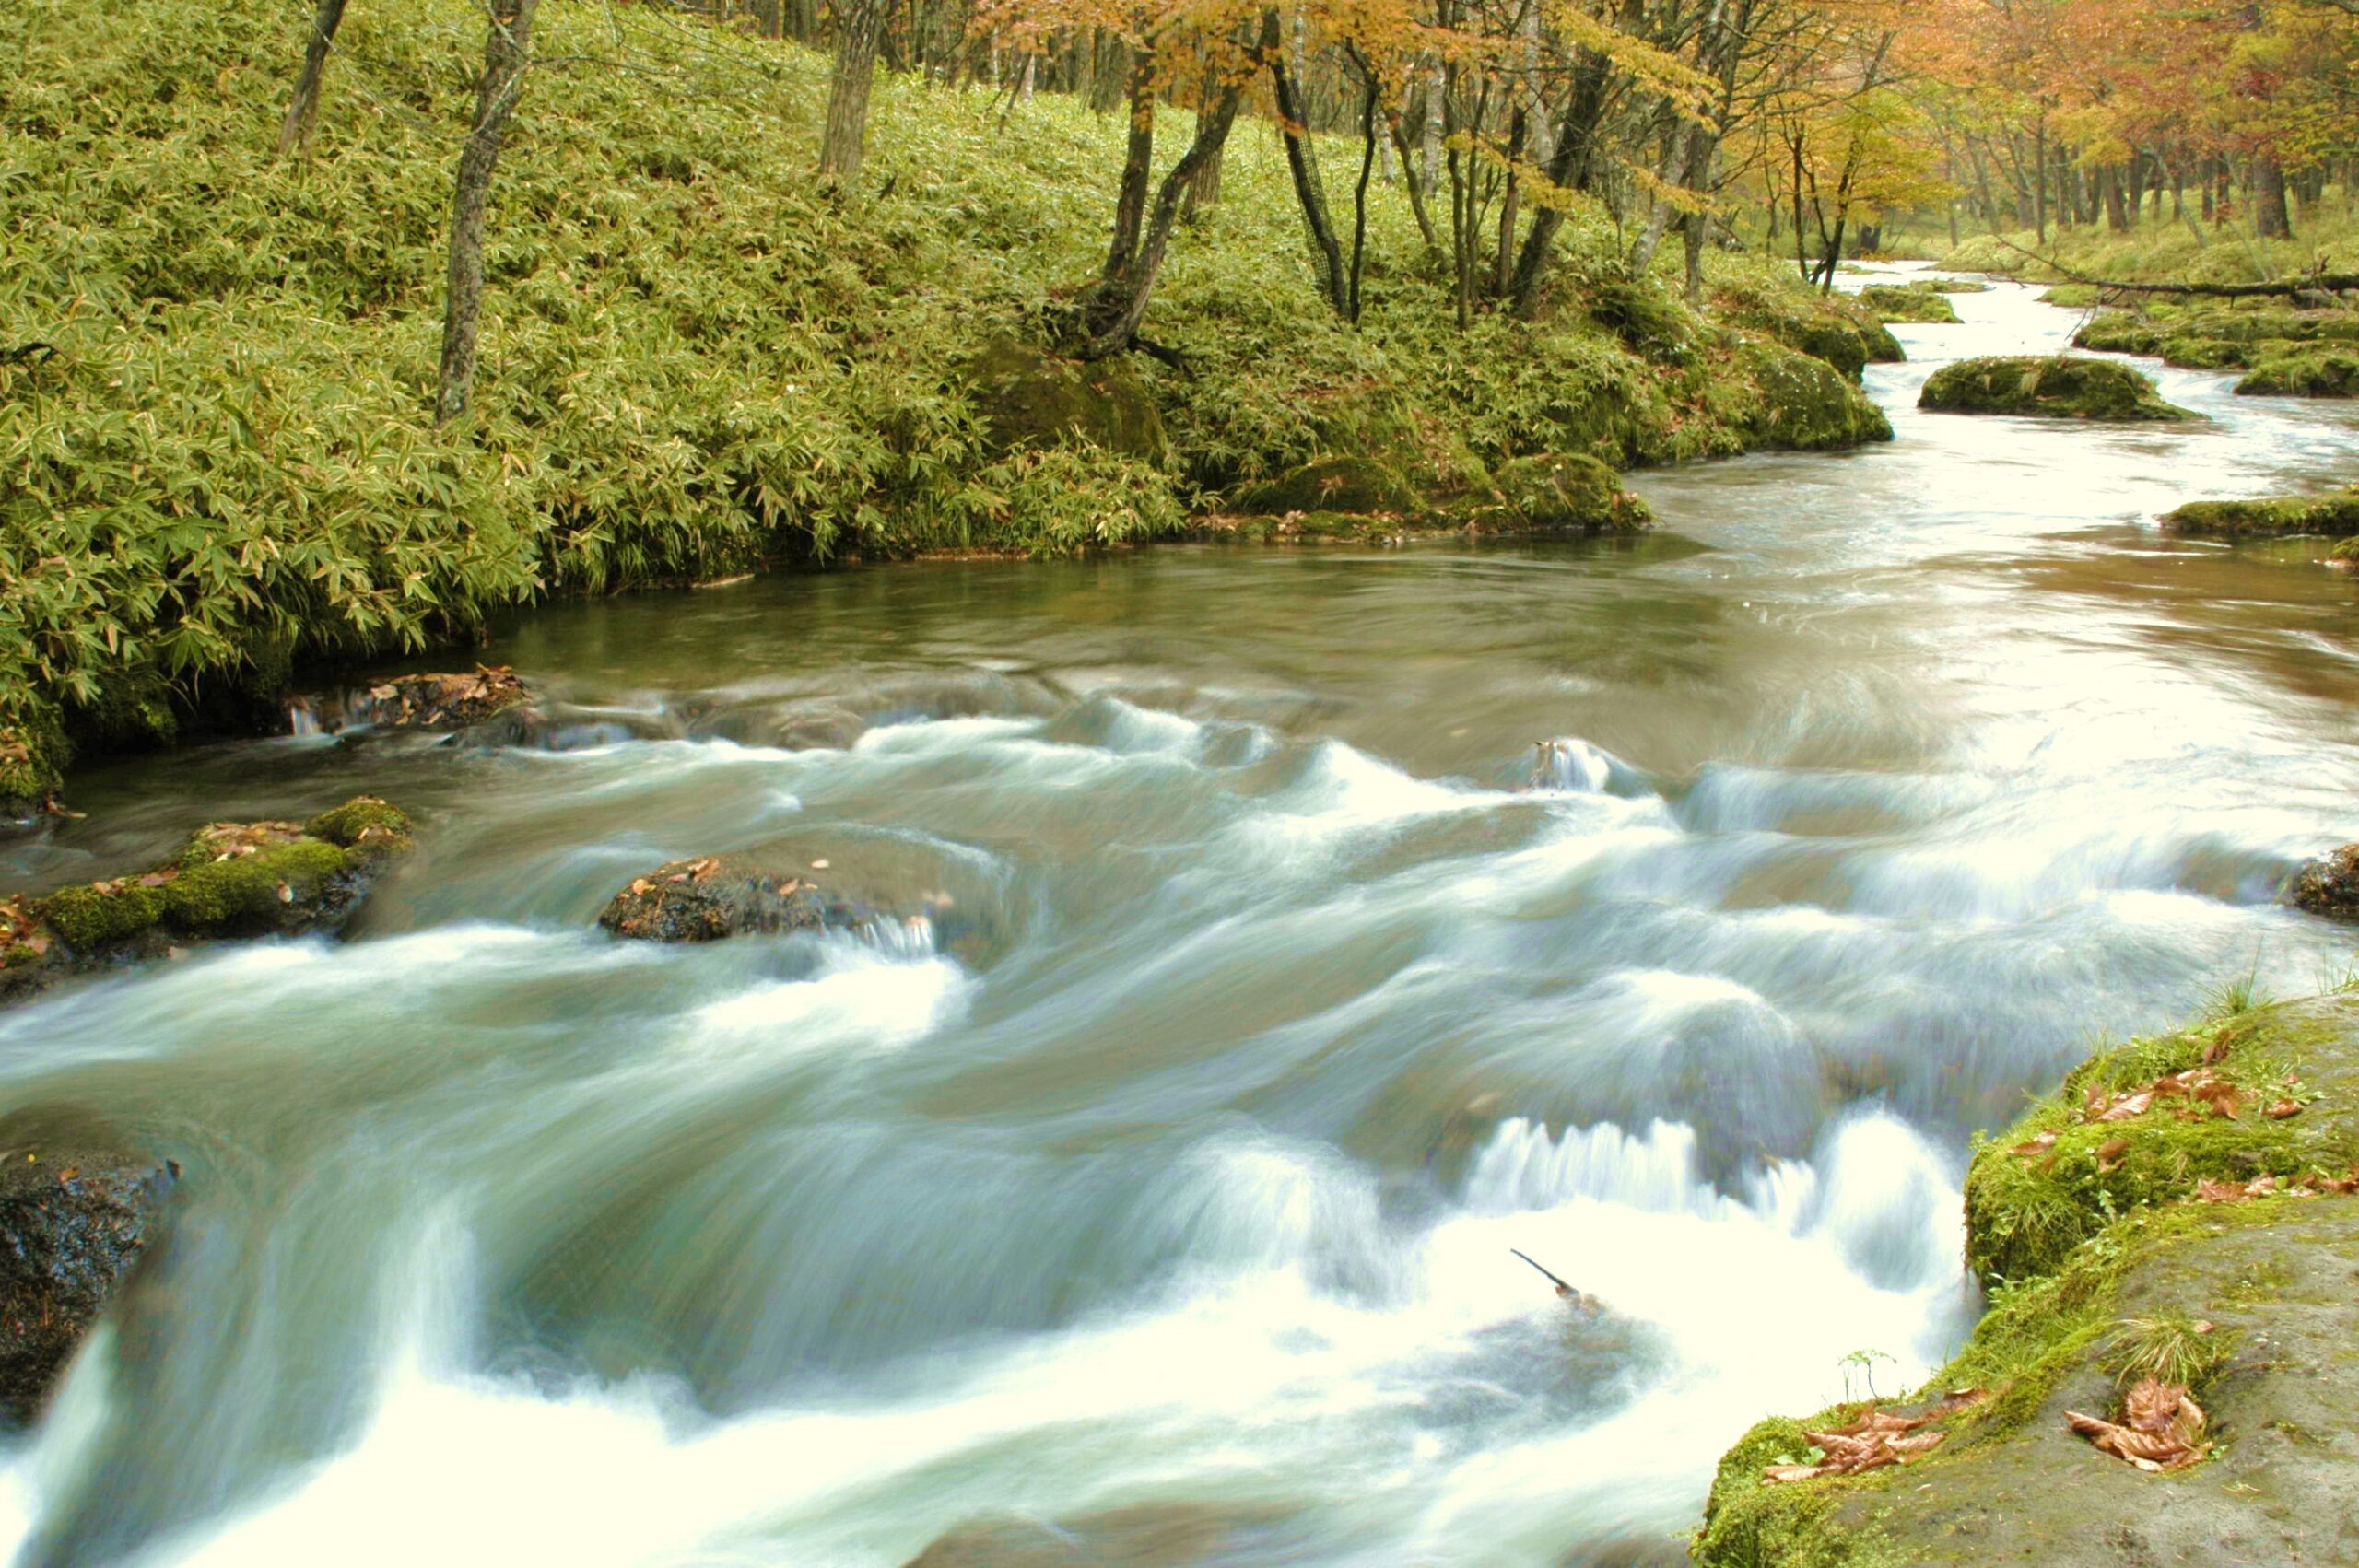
top-left (277, 0), bottom-right (350, 159)
top-left (820, 0), bottom-right (886, 180)
top-left (1265, 10), bottom-right (1348, 315)
top-left (436, 0), bottom-right (539, 426)
top-left (2102, 165), bottom-right (2129, 232)
top-left (1104, 52), bottom-right (1156, 275)
top-left (1081, 85), bottom-right (1246, 357)
top-left (2254, 155), bottom-right (2293, 239)
top-left (1505, 43), bottom-right (1614, 317)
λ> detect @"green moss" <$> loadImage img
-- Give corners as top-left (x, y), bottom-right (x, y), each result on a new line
top-left (2040, 284), bottom-right (2103, 309)
top-left (1694, 1410), bottom-right (1904, 1568)
top-left (2159, 334), bottom-right (2261, 370)
top-left (2071, 310), bottom-right (2165, 356)
top-left (0, 704), bottom-right (67, 816)
top-left (36, 883), bottom-right (169, 948)
top-left (2236, 345), bottom-right (2359, 398)
top-left (1719, 288), bottom-right (1901, 381)
top-left (1488, 452), bottom-right (1650, 533)
top-left (1231, 455), bottom-right (1419, 517)
top-left (305, 796), bottom-right (416, 854)
top-left (1919, 356), bottom-right (2197, 421)
top-left (1858, 284), bottom-right (1960, 324)
top-left (2162, 492), bottom-right (2359, 538)
top-left (1590, 282), bottom-right (1710, 365)
top-left (957, 339), bottom-right (1168, 462)
top-left (1961, 1008), bottom-right (2336, 1288)
top-left (160, 838), bottom-right (349, 930)
top-left (1726, 340), bottom-right (1896, 450)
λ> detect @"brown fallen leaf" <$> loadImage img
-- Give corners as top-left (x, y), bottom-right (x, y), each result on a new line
top-left (2264, 1099), bottom-right (2302, 1120)
top-left (2095, 1090), bottom-right (2155, 1122)
top-left (2095, 1136), bottom-right (2130, 1174)
top-left (22, 934), bottom-right (49, 958)
top-left (53, 1165), bottom-right (76, 1184)
top-left (2012, 1129), bottom-right (2059, 1158)
top-left (2195, 1178), bottom-right (2247, 1203)
top-left (2203, 1030), bottom-right (2233, 1065)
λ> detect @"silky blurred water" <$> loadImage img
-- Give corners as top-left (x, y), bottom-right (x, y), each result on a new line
top-left (2, 275), bottom-right (2356, 1567)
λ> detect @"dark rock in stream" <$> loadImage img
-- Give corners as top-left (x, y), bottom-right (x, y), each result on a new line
top-left (597, 856), bottom-right (872, 943)
top-left (2292, 842), bottom-right (2359, 919)
top-left (1, 797), bottom-right (415, 1005)
top-left (0, 1109), bottom-right (177, 1425)
top-left (344, 665), bottom-right (534, 731)
top-left (1919, 356), bottom-right (2198, 421)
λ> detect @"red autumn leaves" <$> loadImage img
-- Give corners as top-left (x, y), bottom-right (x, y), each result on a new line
top-left (2068, 1377), bottom-right (2208, 1473)
top-left (1761, 1390), bottom-right (1989, 1485)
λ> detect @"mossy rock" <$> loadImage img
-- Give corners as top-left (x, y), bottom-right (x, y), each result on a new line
top-left (2160, 491), bottom-right (2359, 539)
top-left (1488, 452), bottom-right (1650, 534)
top-left (1858, 283), bottom-right (1961, 324)
top-left (1921, 279), bottom-right (1991, 294)
top-left (2235, 345), bottom-right (2359, 398)
top-left (597, 855), bottom-right (868, 942)
top-left (1919, 356), bottom-right (2197, 421)
top-left (2071, 310), bottom-right (2166, 357)
top-left (1720, 291), bottom-right (1901, 382)
top-left (2039, 284), bottom-right (2105, 309)
top-left (343, 665), bottom-right (534, 732)
top-left (1697, 994), bottom-right (2359, 1568)
top-left (1727, 339), bottom-right (1895, 450)
top-left (1229, 455), bottom-right (1419, 518)
top-left (959, 339), bottom-right (1168, 464)
top-left (1, 797), bottom-right (414, 1004)
top-left (1590, 281), bottom-right (1710, 365)
top-left (2157, 334), bottom-right (2262, 371)
top-left (0, 706), bottom-right (67, 822)
top-left (0, 1107), bottom-right (178, 1426)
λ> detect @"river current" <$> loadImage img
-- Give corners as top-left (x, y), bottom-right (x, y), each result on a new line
top-left (3, 275), bottom-right (2357, 1566)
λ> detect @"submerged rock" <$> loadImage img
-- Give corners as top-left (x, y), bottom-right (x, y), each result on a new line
top-left (598, 856), bottom-right (868, 942)
top-left (1919, 355), bottom-right (2197, 420)
top-left (0, 1108), bottom-right (177, 1425)
top-left (2292, 843), bottom-right (2359, 919)
top-left (0, 797), bottom-right (414, 1003)
top-left (1858, 283), bottom-right (1960, 323)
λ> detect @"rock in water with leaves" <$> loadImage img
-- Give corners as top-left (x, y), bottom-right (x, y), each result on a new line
top-left (0, 1108), bottom-right (179, 1426)
top-left (0, 798), bottom-right (414, 1004)
top-left (598, 856), bottom-right (875, 943)
top-left (2291, 843), bottom-right (2359, 920)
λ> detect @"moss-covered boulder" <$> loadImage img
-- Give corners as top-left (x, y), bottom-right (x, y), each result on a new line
top-left (1488, 452), bottom-right (1651, 534)
top-left (1590, 281), bottom-right (1710, 366)
top-left (598, 855), bottom-right (870, 942)
top-left (1696, 994), bottom-right (2359, 1568)
top-left (2039, 283), bottom-right (2105, 309)
top-left (1727, 340), bottom-right (1896, 450)
top-left (1858, 283), bottom-right (1962, 323)
top-left (959, 339), bottom-right (1168, 463)
top-left (1, 797), bottom-right (414, 1003)
top-left (2071, 310), bottom-right (2165, 356)
top-left (1919, 356), bottom-right (2198, 420)
top-left (1229, 455), bottom-right (1419, 518)
top-left (2236, 345), bottom-right (2359, 397)
top-left (0, 1108), bottom-right (176, 1426)
top-left (1719, 289), bottom-right (1903, 382)
top-left (2161, 490), bottom-right (2359, 539)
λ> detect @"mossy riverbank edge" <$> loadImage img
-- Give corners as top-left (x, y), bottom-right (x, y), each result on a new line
top-left (1694, 990), bottom-right (2359, 1566)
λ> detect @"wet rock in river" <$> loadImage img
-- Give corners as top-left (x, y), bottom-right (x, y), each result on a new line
top-left (2292, 843), bottom-right (2359, 919)
top-left (1858, 283), bottom-right (1961, 324)
top-left (1919, 356), bottom-right (2197, 421)
top-left (0, 711), bottom-right (66, 824)
top-left (1488, 453), bottom-right (1652, 534)
top-left (1, 797), bottom-right (414, 1003)
top-left (2162, 489), bottom-right (2359, 540)
top-left (0, 1109), bottom-right (177, 1425)
top-left (598, 856), bottom-right (868, 942)
top-left (346, 665), bottom-right (533, 731)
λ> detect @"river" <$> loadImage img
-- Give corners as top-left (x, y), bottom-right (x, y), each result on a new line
top-left (3, 276), bottom-right (2356, 1566)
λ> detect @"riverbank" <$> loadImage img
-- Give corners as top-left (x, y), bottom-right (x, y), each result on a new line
top-left (1695, 986), bottom-right (2359, 1566)
top-left (0, 0), bottom-right (1899, 815)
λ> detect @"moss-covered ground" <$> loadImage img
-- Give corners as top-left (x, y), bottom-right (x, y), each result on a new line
top-left (1695, 992), bottom-right (2359, 1567)
top-left (1919, 357), bottom-right (2198, 421)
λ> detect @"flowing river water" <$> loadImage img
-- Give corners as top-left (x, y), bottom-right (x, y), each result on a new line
top-left (5, 276), bottom-right (2359, 1566)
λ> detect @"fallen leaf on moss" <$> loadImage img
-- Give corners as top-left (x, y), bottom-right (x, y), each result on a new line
top-left (2095, 1136), bottom-right (2130, 1173)
top-left (2011, 1130), bottom-right (2058, 1157)
top-left (2264, 1099), bottom-right (2301, 1119)
top-left (2095, 1090), bottom-right (2155, 1122)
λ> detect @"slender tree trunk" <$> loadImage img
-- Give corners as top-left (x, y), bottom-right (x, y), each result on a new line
top-left (436, 0), bottom-right (539, 426)
top-left (1181, 61), bottom-right (1224, 218)
top-left (820, 0), bottom-right (886, 180)
top-left (2102, 165), bottom-right (2129, 231)
top-left (277, 0), bottom-right (350, 159)
top-left (1505, 44), bottom-right (1614, 317)
top-left (1081, 85), bottom-right (1247, 357)
top-left (2253, 155), bottom-right (2293, 239)
top-left (1265, 9), bottom-right (1348, 315)
top-left (1104, 52), bottom-right (1156, 275)
top-left (1347, 61), bottom-right (1379, 323)
top-left (2032, 123), bottom-right (2048, 243)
